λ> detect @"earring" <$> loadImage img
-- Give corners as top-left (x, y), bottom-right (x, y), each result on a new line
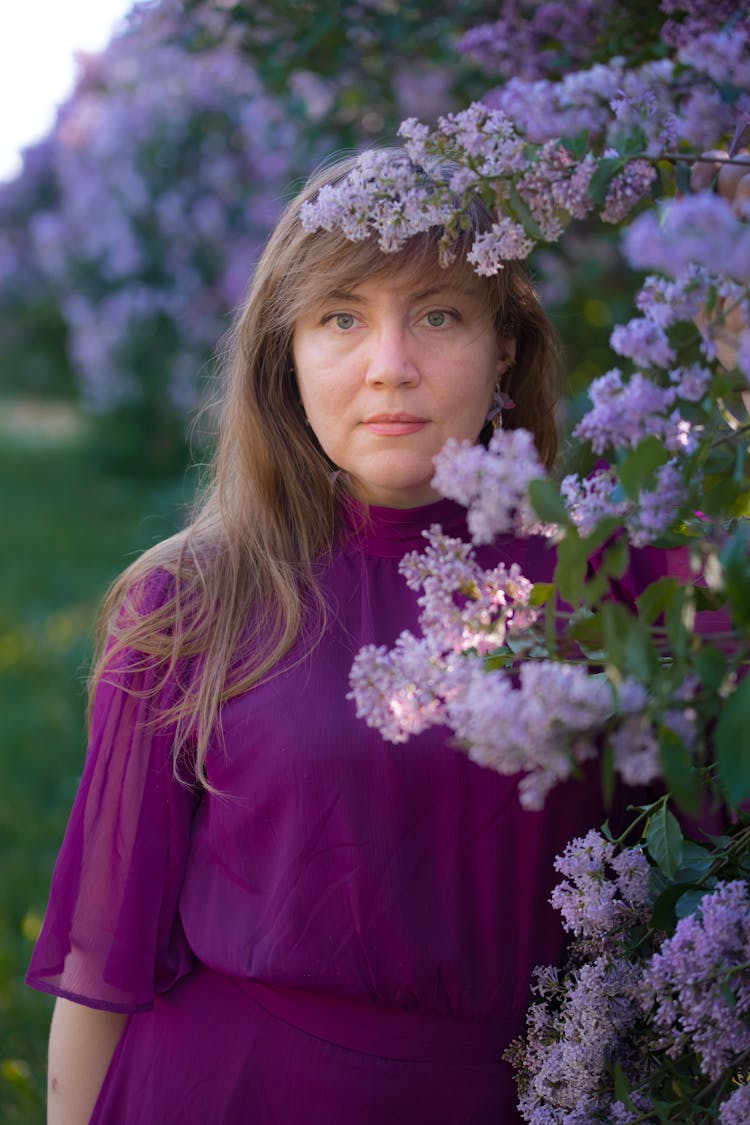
top-left (485, 387), bottom-right (515, 429)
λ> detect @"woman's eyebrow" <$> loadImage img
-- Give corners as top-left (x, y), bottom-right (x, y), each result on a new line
top-left (409, 284), bottom-right (478, 302)
top-left (319, 288), bottom-right (367, 304)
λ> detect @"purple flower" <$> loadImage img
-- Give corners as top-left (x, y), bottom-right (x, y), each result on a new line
top-left (431, 428), bottom-right (550, 544)
top-left (601, 160), bottom-right (658, 224)
top-left (610, 316), bottom-right (676, 368)
top-left (719, 1084), bottom-right (750, 1125)
top-left (624, 194), bottom-right (750, 283)
top-left (572, 369), bottom-right (689, 455)
top-left (550, 830), bottom-right (651, 940)
top-left (466, 217), bottom-right (535, 273)
top-left (642, 880), bottom-right (750, 1081)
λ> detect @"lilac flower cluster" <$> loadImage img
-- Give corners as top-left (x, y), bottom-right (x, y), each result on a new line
top-left (399, 525), bottom-right (538, 655)
top-left (430, 428), bottom-right (551, 544)
top-left (600, 160), bottom-right (658, 225)
top-left (659, 0), bottom-right (745, 49)
top-left (349, 515), bottom-right (650, 809)
top-left (573, 369), bottom-right (696, 456)
top-left (515, 953), bottom-right (643, 1122)
top-left (562, 455), bottom-right (693, 547)
top-left (719, 1083), bottom-right (750, 1125)
top-left (624, 194), bottom-right (750, 284)
top-left (447, 662), bottom-right (647, 810)
top-left (21, 12), bottom-right (305, 415)
top-left (457, 2), bottom-right (615, 82)
top-left (549, 830), bottom-right (651, 942)
top-left (642, 880), bottom-right (750, 1081)
top-left (300, 148), bottom-right (456, 255)
top-left (485, 57), bottom-right (703, 153)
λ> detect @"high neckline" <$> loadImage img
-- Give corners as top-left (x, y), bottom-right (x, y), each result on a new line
top-left (341, 495), bottom-right (470, 558)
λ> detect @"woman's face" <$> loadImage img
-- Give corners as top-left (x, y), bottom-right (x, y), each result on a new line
top-left (292, 269), bottom-right (514, 508)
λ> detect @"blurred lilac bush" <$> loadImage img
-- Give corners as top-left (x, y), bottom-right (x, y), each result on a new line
top-left (0, 0), bottom-right (498, 470)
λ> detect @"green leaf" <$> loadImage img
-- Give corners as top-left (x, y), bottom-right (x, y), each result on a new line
top-left (568, 612), bottom-right (605, 654)
top-left (555, 529), bottom-right (589, 605)
top-left (561, 129), bottom-right (590, 160)
top-left (598, 536), bottom-right (630, 580)
top-left (675, 160), bottom-right (692, 195)
top-left (715, 677), bottom-right (750, 809)
top-left (637, 577), bottom-right (680, 625)
top-left (602, 602), bottom-right (658, 681)
top-left (616, 437), bottom-right (669, 501)
top-left (529, 582), bottom-right (554, 607)
top-left (509, 183), bottom-right (545, 241)
top-left (588, 157), bottom-right (626, 206)
top-left (665, 585), bottom-right (691, 665)
top-left (675, 887), bottom-right (710, 919)
top-left (658, 726), bottom-right (699, 815)
top-left (529, 478), bottom-right (569, 525)
top-left (651, 883), bottom-right (691, 932)
top-left (695, 645), bottom-right (728, 692)
top-left (612, 1061), bottom-right (636, 1109)
top-left (719, 524), bottom-right (750, 628)
top-left (619, 126), bottom-right (647, 158)
top-left (646, 804), bottom-right (684, 879)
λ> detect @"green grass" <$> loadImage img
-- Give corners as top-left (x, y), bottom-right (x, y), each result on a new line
top-left (0, 436), bottom-right (191, 1122)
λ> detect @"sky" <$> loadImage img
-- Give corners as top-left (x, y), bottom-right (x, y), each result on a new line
top-left (0, 1), bottom-right (136, 182)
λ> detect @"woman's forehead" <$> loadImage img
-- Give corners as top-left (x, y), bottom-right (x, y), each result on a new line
top-left (296, 250), bottom-right (487, 313)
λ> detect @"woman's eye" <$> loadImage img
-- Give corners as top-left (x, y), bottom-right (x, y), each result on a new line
top-left (425, 310), bottom-right (448, 327)
top-left (333, 313), bottom-right (356, 330)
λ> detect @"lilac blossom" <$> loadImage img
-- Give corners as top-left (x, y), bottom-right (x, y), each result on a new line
top-left (624, 194), bottom-right (750, 283)
top-left (600, 160), bottom-right (658, 224)
top-left (550, 830), bottom-right (651, 941)
top-left (561, 469), bottom-right (629, 538)
top-left (515, 954), bottom-right (643, 1120)
top-left (627, 463), bottom-right (687, 546)
top-left (642, 880), bottom-right (750, 1081)
top-left (738, 329), bottom-right (750, 383)
top-left (609, 316), bottom-right (676, 368)
top-left (562, 461), bottom-right (687, 547)
top-left (399, 525), bottom-right (538, 655)
top-left (609, 716), bottom-right (662, 786)
top-left (466, 218), bottom-right (535, 274)
top-left (457, 2), bottom-right (615, 82)
top-left (719, 1084), bottom-right (750, 1125)
top-left (635, 270), bottom-right (709, 329)
top-left (485, 57), bottom-right (683, 155)
top-left (659, 0), bottom-right (745, 50)
top-left (447, 663), bottom-right (647, 810)
top-left (431, 428), bottom-right (550, 544)
top-left (572, 369), bottom-right (694, 456)
top-left (678, 28), bottom-right (750, 92)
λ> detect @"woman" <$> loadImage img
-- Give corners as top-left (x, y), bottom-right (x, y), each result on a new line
top-left (27, 153), bottom-right (650, 1124)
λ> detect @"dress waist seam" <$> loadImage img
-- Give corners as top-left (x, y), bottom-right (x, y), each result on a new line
top-left (231, 976), bottom-right (521, 1064)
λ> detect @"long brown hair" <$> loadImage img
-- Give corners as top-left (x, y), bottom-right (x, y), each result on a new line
top-left (92, 151), bottom-right (563, 786)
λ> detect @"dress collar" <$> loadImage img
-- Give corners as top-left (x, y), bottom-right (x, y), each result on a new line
top-left (341, 495), bottom-right (469, 558)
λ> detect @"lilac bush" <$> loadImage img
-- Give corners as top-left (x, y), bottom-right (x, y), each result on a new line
top-left (310, 2), bottom-right (750, 1119)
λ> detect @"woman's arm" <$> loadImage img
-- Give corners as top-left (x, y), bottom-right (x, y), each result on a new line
top-left (47, 998), bottom-right (127, 1125)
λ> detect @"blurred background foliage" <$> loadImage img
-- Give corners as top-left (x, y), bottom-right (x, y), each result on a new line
top-left (0, 1), bottom-right (638, 1118)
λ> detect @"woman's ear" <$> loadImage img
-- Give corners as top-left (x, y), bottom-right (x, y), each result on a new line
top-left (496, 337), bottom-right (518, 380)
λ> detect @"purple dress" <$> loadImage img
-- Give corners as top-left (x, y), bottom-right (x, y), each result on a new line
top-left (28, 498), bottom-right (680, 1123)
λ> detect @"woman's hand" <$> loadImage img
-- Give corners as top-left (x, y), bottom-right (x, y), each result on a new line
top-left (47, 998), bottom-right (127, 1124)
top-left (690, 150), bottom-right (750, 372)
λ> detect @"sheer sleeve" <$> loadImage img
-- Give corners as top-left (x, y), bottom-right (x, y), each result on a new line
top-left (26, 570), bottom-right (201, 1013)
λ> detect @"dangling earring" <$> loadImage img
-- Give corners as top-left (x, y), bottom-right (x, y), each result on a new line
top-left (485, 387), bottom-right (515, 430)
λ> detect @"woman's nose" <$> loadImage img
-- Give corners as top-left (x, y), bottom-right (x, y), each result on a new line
top-left (364, 323), bottom-right (420, 386)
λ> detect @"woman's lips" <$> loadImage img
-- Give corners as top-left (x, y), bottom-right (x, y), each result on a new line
top-left (363, 414), bottom-right (428, 436)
